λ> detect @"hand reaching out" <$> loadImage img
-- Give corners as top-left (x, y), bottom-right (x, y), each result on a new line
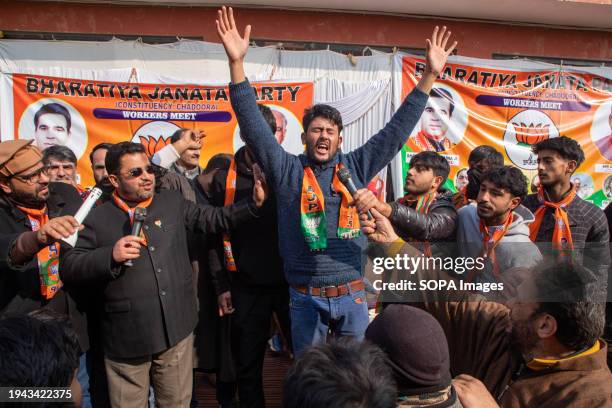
top-left (360, 208), bottom-right (399, 243)
top-left (36, 216), bottom-right (82, 245)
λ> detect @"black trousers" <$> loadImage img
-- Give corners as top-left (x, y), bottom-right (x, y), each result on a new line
top-left (220, 285), bottom-right (291, 408)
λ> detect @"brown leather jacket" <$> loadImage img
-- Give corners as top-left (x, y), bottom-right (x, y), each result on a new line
top-left (422, 298), bottom-right (612, 408)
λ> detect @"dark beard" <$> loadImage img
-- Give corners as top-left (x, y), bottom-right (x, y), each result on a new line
top-left (8, 189), bottom-right (46, 209)
top-left (509, 321), bottom-right (539, 357)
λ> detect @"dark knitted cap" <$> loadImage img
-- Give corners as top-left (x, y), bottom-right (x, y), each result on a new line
top-left (365, 304), bottom-right (451, 394)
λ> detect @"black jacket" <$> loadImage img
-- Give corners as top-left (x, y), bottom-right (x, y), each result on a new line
top-left (61, 189), bottom-right (258, 359)
top-left (389, 189), bottom-right (458, 242)
top-left (205, 147), bottom-right (286, 293)
top-left (0, 182), bottom-right (89, 350)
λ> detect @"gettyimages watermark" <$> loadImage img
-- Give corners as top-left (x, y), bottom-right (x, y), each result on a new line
top-left (363, 241), bottom-right (611, 303)
top-left (371, 254), bottom-right (505, 293)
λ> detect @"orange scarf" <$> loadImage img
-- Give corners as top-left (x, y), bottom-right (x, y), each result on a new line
top-left (111, 192), bottom-right (153, 243)
top-left (452, 186), bottom-right (470, 210)
top-left (17, 205), bottom-right (62, 300)
top-left (300, 164), bottom-right (360, 251)
top-left (479, 213), bottom-right (514, 278)
top-left (408, 131), bottom-right (453, 153)
top-left (222, 159), bottom-right (238, 272)
top-left (529, 185), bottom-right (575, 254)
top-left (398, 191), bottom-right (437, 256)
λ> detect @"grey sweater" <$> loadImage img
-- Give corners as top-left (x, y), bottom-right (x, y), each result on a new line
top-left (456, 203), bottom-right (543, 281)
top-left (229, 79), bottom-right (428, 286)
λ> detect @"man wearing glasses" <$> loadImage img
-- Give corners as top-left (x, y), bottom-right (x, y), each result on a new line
top-left (0, 139), bottom-right (86, 342)
top-left (61, 142), bottom-right (267, 407)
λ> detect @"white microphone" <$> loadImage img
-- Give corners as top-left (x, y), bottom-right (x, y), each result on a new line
top-left (61, 187), bottom-right (103, 247)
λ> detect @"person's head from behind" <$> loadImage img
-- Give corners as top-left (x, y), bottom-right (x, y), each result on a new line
top-left (302, 104), bottom-right (343, 164)
top-left (89, 143), bottom-right (113, 191)
top-left (204, 153), bottom-right (232, 176)
top-left (170, 128), bottom-right (202, 170)
top-left (0, 311), bottom-right (80, 406)
top-left (509, 261), bottom-right (605, 361)
top-left (420, 87), bottom-right (454, 142)
top-left (198, 153), bottom-right (233, 197)
top-left (466, 145), bottom-right (504, 199)
top-left (241, 104), bottom-right (277, 153)
top-left (42, 145), bottom-right (77, 185)
top-left (272, 109), bottom-right (287, 145)
top-left (283, 339), bottom-right (396, 408)
top-left (533, 136), bottom-right (584, 188)
top-left (405, 151), bottom-right (450, 196)
top-left (477, 166), bottom-right (527, 225)
top-left (34, 103), bottom-right (72, 150)
top-left (106, 142), bottom-right (155, 202)
top-left (366, 305), bottom-right (453, 400)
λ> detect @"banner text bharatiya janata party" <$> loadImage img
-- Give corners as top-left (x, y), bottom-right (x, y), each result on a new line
top-left (401, 56), bottom-right (612, 208)
top-left (8, 73), bottom-right (313, 187)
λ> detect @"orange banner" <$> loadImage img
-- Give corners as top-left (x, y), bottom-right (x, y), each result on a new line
top-left (401, 56), bottom-right (612, 207)
top-left (9, 73), bottom-right (312, 187)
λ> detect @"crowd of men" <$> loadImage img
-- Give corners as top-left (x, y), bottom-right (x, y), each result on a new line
top-left (0, 6), bottom-right (610, 408)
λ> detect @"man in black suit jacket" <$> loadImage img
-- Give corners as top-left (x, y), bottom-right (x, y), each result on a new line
top-left (61, 142), bottom-right (265, 408)
top-left (0, 140), bottom-right (87, 347)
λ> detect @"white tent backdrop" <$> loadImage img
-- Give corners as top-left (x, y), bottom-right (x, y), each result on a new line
top-left (0, 38), bottom-right (396, 194)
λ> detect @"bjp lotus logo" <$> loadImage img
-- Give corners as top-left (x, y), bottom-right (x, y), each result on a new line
top-left (131, 121), bottom-right (181, 158)
top-left (512, 122), bottom-right (550, 147)
top-left (138, 135), bottom-right (172, 158)
top-left (503, 109), bottom-right (559, 170)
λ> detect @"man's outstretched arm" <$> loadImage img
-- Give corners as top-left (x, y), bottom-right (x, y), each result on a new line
top-left (216, 6), bottom-right (290, 187)
top-left (348, 27), bottom-right (457, 183)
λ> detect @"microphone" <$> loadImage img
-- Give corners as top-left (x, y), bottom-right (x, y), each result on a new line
top-left (336, 167), bottom-right (373, 220)
top-left (124, 207), bottom-right (147, 267)
top-left (61, 186), bottom-right (103, 247)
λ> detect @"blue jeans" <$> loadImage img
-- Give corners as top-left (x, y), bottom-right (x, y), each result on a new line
top-left (289, 285), bottom-right (369, 356)
top-left (78, 353), bottom-right (91, 408)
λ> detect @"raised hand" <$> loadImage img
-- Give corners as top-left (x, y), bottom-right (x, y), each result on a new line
top-left (173, 129), bottom-right (204, 154)
top-left (216, 6), bottom-right (251, 64)
top-left (425, 26), bottom-right (457, 77)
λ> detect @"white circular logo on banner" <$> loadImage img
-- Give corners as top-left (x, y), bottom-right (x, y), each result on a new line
top-left (233, 104), bottom-right (305, 155)
top-left (18, 98), bottom-right (88, 159)
top-left (503, 109), bottom-right (559, 170)
top-left (131, 121), bottom-right (181, 157)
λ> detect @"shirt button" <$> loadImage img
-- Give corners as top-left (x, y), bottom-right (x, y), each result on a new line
top-left (156, 268), bottom-right (162, 273)
top-left (160, 290), bottom-right (166, 296)
top-left (144, 225), bottom-right (149, 230)
top-left (149, 246), bottom-right (155, 252)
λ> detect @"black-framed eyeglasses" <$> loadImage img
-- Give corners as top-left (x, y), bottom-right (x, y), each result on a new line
top-left (12, 166), bottom-right (49, 185)
top-left (123, 165), bottom-right (155, 178)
